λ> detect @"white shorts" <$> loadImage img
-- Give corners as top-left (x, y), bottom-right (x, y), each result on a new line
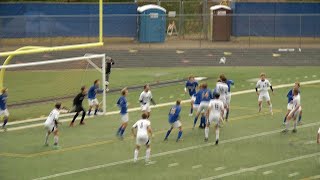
top-left (198, 102), bottom-right (209, 113)
top-left (0, 109), bottom-right (9, 117)
top-left (170, 120), bottom-right (182, 128)
top-left (120, 113), bottom-right (129, 123)
top-left (226, 93), bottom-right (231, 106)
top-left (136, 135), bottom-right (150, 146)
top-left (193, 104), bottom-right (199, 111)
top-left (208, 114), bottom-right (221, 125)
top-left (44, 123), bottom-right (57, 132)
top-left (88, 98), bottom-right (99, 106)
top-left (141, 104), bottom-right (151, 113)
top-left (258, 93), bottom-right (270, 102)
top-left (219, 96), bottom-right (228, 108)
top-left (191, 95), bottom-right (196, 102)
top-left (287, 103), bottom-right (293, 110)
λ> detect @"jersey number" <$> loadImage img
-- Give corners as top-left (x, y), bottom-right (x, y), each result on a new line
top-left (140, 122), bottom-right (143, 128)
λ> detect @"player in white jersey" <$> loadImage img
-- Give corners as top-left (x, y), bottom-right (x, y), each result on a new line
top-left (205, 93), bottom-right (224, 145)
top-left (215, 75), bottom-right (229, 120)
top-left (139, 84), bottom-right (156, 118)
top-left (255, 73), bottom-right (274, 115)
top-left (44, 102), bottom-right (62, 148)
top-left (282, 88), bottom-right (301, 133)
top-left (131, 113), bottom-right (153, 163)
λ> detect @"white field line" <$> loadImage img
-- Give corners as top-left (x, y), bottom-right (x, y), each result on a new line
top-left (262, 170), bottom-right (273, 175)
top-left (201, 153), bottom-right (320, 180)
top-left (168, 163), bottom-right (179, 167)
top-left (192, 165), bottom-right (203, 169)
top-left (288, 172), bottom-right (300, 178)
top-left (6, 79), bottom-right (320, 131)
top-left (214, 167), bottom-right (226, 171)
top-left (32, 121), bottom-right (320, 180)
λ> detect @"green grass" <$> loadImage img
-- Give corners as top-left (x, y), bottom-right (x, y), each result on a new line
top-left (5, 66), bottom-right (320, 121)
top-left (0, 67), bottom-right (320, 180)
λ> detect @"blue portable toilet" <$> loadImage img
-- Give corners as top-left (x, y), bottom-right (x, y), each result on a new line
top-left (137, 4), bottom-right (166, 43)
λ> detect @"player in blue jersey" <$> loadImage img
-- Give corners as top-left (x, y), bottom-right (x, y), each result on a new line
top-left (185, 75), bottom-right (198, 116)
top-left (192, 84), bottom-right (206, 128)
top-left (116, 88), bottom-right (129, 139)
top-left (0, 88), bottom-right (9, 131)
top-left (283, 82), bottom-right (302, 125)
top-left (87, 79), bottom-right (104, 116)
top-left (164, 100), bottom-right (183, 142)
top-left (193, 83), bottom-right (212, 129)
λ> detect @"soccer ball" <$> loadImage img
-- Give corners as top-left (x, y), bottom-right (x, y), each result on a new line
top-left (219, 57), bottom-right (226, 64)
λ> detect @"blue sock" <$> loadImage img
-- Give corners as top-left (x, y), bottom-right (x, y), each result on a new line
top-left (190, 107), bottom-right (193, 114)
top-left (165, 129), bottom-right (172, 139)
top-left (283, 116), bottom-right (287, 123)
top-left (200, 116), bottom-right (206, 127)
top-left (226, 109), bottom-right (230, 120)
top-left (120, 127), bottom-right (126, 136)
top-left (2, 118), bottom-right (8, 127)
top-left (94, 109), bottom-right (98, 115)
top-left (177, 131), bottom-right (183, 141)
top-left (193, 117), bottom-right (198, 127)
top-left (298, 115), bottom-right (302, 122)
top-left (117, 126), bottom-right (122, 135)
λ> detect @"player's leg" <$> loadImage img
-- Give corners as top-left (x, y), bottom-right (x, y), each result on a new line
top-left (70, 106), bottom-right (80, 126)
top-left (292, 112), bottom-right (299, 133)
top-left (214, 118), bottom-right (221, 145)
top-left (145, 144), bottom-right (151, 163)
top-left (44, 129), bottom-right (51, 146)
top-left (199, 111), bottom-right (206, 128)
top-left (258, 97), bottom-right (263, 113)
top-left (176, 121), bottom-right (183, 142)
top-left (94, 102), bottom-right (99, 115)
top-left (283, 105), bottom-right (291, 124)
top-left (79, 107), bottom-right (86, 125)
top-left (117, 114), bottom-right (129, 138)
top-left (283, 111), bottom-right (293, 133)
top-left (298, 109), bottom-right (303, 124)
top-left (204, 116), bottom-right (211, 141)
top-left (88, 99), bottom-right (93, 115)
top-left (226, 94), bottom-right (231, 120)
top-left (134, 145), bottom-right (140, 163)
top-left (189, 97), bottom-right (194, 116)
top-left (2, 110), bottom-right (9, 130)
top-left (53, 128), bottom-right (60, 149)
top-left (164, 126), bottom-right (173, 141)
top-left (266, 93), bottom-right (273, 115)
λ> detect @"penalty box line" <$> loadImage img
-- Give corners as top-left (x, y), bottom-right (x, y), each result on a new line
top-left (5, 79), bottom-right (320, 132)
top-left (32, 121), bottom-right (320, 180)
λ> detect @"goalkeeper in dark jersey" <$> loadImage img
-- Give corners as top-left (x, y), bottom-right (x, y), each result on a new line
top-left (70, 86), bottom-right (87, 127)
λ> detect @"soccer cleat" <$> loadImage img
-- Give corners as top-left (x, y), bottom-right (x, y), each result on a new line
top-left (69, 122), bottom-right (74, 127)
top-left (292, 129), bottom-right (297, 133)
top-left (188, 113), bottom-right (193, 117)
top-left (204, 138), bottom-right (208, 142)
top-left (215, 139), bottom-right (219, 145)
top-left (270, 111), bottom-right (274, 116)
top-left (298, 121), bottom-right (303, 126)
top-left (164, 138), bottom-right (168, 141)
top-left (281, 129), bottom-right (289, 134)
top-left (79, 122), bottom-right (85, 125)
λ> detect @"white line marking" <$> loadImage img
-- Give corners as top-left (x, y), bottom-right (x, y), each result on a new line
top-left (200, 153), bottom-right (319, 180)
top-left (168, 163), bottom-right (179, 167)
top-left (192, 164), bottom-right (203, 169)
top-left (145, 161), bottom-right (157, 166)
top-left (262, 170), bottom-right (273, 175)
top-left (32, 122), bottom-right (320, 180)
top-left (7, 80), bottom-right (320, 131)
top-left (215, 167), bottom-right (226, 171)
top-left (288, 172), bottom-right (300, 178)
top-left (310, 175), bottom-right (320, 179)
top-left (304, 140), bottom-right (316, 145)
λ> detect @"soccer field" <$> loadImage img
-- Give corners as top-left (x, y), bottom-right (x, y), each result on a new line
top-left (1, 67), bottom-right (320, 180)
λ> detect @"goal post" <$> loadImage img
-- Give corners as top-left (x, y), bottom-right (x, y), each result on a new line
top-left (0, 54), bottom-right (107, 121)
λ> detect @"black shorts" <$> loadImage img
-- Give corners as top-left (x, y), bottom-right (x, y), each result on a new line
top-left (73, 105), bottom-right (85, 113)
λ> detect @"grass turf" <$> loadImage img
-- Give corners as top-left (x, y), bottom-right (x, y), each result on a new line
top-left (4, 66), bottom-right (320, 121)
top-left (0, 67), bottom-right (320, 180)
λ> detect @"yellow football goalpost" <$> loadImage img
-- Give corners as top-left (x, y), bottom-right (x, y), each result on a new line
top-left (0, 0), bottom-right (104, 88)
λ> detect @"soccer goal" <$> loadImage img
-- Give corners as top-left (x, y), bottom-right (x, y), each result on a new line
top-left (0, 54), bottom-right (107, 121)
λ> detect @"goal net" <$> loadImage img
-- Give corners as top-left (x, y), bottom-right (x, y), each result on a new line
top-left (0, 54), bottom-right (106, 121)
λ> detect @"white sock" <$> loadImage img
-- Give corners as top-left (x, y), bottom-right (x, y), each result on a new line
top-left (293, 120), bottom-right (297, 130)
top-left (285, 122), bottom-right (289, 130)
top-left (146, 148), bottom-right (151, 162)
top-left (205, 127), bottom-right (209, 139)
top-left (215, 128), bottom-right (220, 140)
top-left (223, 111), bottom-right (227, 118)
top-left (45, 132), bottom-right (49, 144)
top-left (134, 149), bottom-right (139, 162)
top-left (269, 104), bottom-right (273, 112)
top-left (54, 135), bottom-right (59, 145)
